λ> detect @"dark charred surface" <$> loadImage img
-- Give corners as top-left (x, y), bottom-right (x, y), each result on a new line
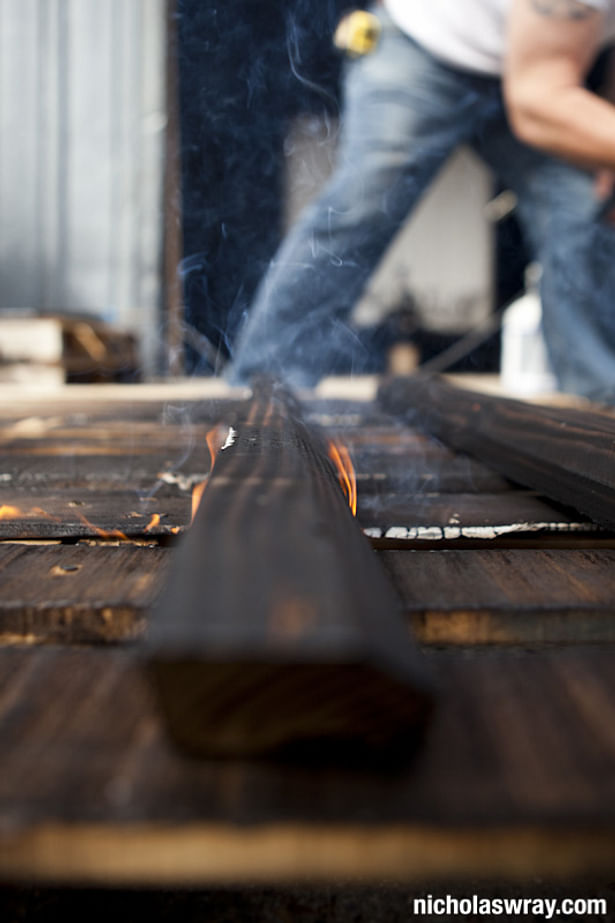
top-left (3, 544), bottom-right (615, 647)
top-left (379, 375), bottom-right (615, 529)
top-left (2, 385), bottom-right (615, 889)
top-left (146, 382), bottom-right (433, 758)
top-left (3, 644), bottom-right (615, 827)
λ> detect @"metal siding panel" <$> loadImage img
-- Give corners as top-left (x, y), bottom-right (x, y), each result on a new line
top-left (135, 0), bottom-right (166, 372)
top-left (0, 0), bottom-right (42, 306)
top-left (39, 0), bottom-right (65, 309)
top-left (0, 0), bottom-right (165, 374)
top-left (66, 0), bottom-right (114, 309)
top-left (115, 0), bottom-right (141, 316)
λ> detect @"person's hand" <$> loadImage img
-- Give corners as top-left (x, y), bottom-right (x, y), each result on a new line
top-left (594, 168), bottom-right (615, 222)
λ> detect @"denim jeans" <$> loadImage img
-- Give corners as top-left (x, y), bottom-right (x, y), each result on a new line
top-left (228, 8), bottom-right (615, 402)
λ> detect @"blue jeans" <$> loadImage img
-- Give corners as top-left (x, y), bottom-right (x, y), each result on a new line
top-left (228, 8), bottom-right (615, 402)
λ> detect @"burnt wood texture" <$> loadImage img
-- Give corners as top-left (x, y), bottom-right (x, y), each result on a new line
top-left (4, 647), bottom-right (615, 884)
top-left (0, 543), bottom-right (168, 644)
top-left (378, 375), bottom-right (615, 529)
top-left (3, 545), bottom-right (615, 646)
top-left (382, 548), bottom-right (615, 644)
top-left (4, 387), bottom-right (615, 886)
top-left (146, 382), bottom-right (433, 758)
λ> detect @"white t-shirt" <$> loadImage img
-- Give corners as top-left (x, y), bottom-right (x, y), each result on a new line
top-left (384, 0), bottom-right (615, 75)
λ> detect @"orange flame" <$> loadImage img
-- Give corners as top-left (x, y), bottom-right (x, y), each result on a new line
top-left (191, 481), bottom-right (207, 522)
top-left (0, 504), bottom-right (60, 522)
top-left (328, 440), bottom-right (357, 517)
top-left (0, 505), bottom-right (21, 520)
top-left (76, 512), bottom-right (128, 541)
top-left (144, 513), bottom-right (161, 533)
top-left (190, 424), bottom-right (226, 523)
top-left (206, 427), bottom-right (219, 469)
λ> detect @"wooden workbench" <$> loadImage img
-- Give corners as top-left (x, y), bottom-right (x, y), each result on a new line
top-left (1, 379), bottom-right (615, 888)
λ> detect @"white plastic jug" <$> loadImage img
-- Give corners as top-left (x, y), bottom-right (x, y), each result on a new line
top-left (500, 263), bottom-right (557, 396)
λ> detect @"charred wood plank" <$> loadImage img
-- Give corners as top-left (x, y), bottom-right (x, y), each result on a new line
top-left (4, 647), bottom-right (615, 883)
top-left (0, 451), bottom-right (214, 492)
top-left (382, 548), bottom-right (615, 644)
top-left (146, 382), bottom-right (433, 759)
top-left (353, 455), bottom-right (511, 494)
top-left (0, 487), bottom-right (188, 540)
top-left (0, 449), bottom-right (509, 499)
top-left (379, 375), bottom-right (615, 529)
top-left (0, 481), bottom-right (585, 543)
top-left (0, 544), bottom-right (168, 644)
top-left (358, 490), bottom-right (592, 539)
top-left (3, 544), bottom-right (615, 647)
top-left (0, 393), bottom-right (246, 425)
top-left (323, 426), bottom-right (512, 493)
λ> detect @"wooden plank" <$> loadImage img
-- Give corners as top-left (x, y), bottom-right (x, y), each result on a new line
top-left (0, 544), bottom-right (168, 644)
top-left (0, 452), bottom-right (212, 492)
top-left (3, 545), bottom-right (615, 646)
top-left (0, 412), bottom-right (236, 499)
top-left (0, 487), bottom-right (188, 539)
top-left (146, 382), bottom-right (433, 758)
top-left (0, 386), bottom-right (379, 423)
top-left (0, 450), bottom-right (510, 497)
top-left (0, 390), bottom-right (246, 420)
top-left (0, 479), bottom-right (580, 543)
top-left (353, 455), bottom-right (511, 494)
top-left (378, 375), bottom-right (615, 529)
top-left (0, 420), bottom-right (449, 494)
top-left (0, 423), bottom-right (225, 456)
top-left (319, 423), bottom-right (513, 492)
top-left (358, 491), bottom-right (592, 539)
top-left (1, 428), bottom-right (216, 453)
top-left (382, 549), bottom-right (615, 644)
top-left (3, 647), bottom-right (615, 883)
top-left (0, 400), bottom-right (507, 499)
top-left (0, 380), bottom-right (246, 410)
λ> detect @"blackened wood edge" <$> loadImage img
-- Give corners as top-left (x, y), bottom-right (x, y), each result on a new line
top-left (145, 382), bottom-right (433, 758)
top-left (378, 375), bottom-right (615, 529)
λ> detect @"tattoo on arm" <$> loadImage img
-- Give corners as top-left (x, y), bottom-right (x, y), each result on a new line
top-left (531, 0), bottom-right (597, 19)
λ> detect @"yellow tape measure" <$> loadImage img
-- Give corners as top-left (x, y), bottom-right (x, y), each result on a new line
top-left (333, 10), bottom-right (382, 57)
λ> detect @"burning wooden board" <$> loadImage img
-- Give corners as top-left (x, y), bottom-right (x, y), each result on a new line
top-left (145, 381), bottom-right (433, 759)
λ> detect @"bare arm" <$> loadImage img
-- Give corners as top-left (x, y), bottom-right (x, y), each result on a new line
top-left (504, 0), bottom-right (615, 170)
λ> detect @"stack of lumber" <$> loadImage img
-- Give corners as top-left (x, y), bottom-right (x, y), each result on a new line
top-left (0, 313), bottom-right (139, 384)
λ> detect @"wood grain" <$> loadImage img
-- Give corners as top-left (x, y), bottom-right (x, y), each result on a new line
top-left (0, 440), bottom-right (506, 493)
top-left (379, 375), bottom-right (615, 529)
top-left (2, 384), bottom-right (615, 886)
top-left (382, 548), bottom-right (615, 643)
top-left (2, 545), bottom-right (615, 646)
top-left (358, 491), bottom-right (590, 536)
top-left (0, 486), bottom-right (581, 541)
top-left (2, 647), bottom-right (615, 883)
top-left (0, 544), bottom-right (169, 643)
top-left (0, 488), bottom-right (187, 539)
top-left (146, 382), bottom-right (433, 758)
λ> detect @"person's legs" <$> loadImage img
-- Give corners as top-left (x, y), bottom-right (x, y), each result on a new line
top-left (474, 104), bottom-right (615, 403)
top-left (228, 15), bottom-right (496, 386)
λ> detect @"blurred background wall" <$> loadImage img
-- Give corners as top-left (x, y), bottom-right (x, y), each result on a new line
top-left (0, 0), bottom-right (166, 375)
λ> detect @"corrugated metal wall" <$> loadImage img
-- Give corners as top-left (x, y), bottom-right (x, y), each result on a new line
top-left (0, 0), bottom-right (166, 374)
